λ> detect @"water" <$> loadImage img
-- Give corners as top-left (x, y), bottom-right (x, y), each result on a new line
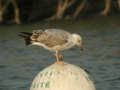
top-left (0, 16), bottom-right (120, 90)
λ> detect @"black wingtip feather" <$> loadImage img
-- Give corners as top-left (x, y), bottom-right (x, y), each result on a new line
top-left (18, 32), bottom-right (32, 46)
top-left (20, 32), bottom-right (32, 36)
top-left (24, 38), bottom-right (31, 46)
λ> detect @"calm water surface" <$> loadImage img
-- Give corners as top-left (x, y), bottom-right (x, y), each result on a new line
top-left (0, 17), bottom-right (120, 90)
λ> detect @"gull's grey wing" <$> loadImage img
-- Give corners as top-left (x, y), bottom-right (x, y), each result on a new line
top-left (45, 29), bottom-right (71, 40)
top-left (31, 29), bottom-right (69, 47)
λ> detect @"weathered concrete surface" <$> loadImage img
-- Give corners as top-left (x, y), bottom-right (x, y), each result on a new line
top-left (30, 62), bottom-right (96, 90)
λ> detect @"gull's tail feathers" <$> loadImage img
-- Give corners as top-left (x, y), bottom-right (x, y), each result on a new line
top-left (18, 32), bottom-right (32, 46)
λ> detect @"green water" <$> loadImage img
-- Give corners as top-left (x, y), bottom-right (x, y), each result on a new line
top-left (0, 16), bottom-right (120, 90)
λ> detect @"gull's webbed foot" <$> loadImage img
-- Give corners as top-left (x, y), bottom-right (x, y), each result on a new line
top-left (56, 61), bottom-right (66, 66)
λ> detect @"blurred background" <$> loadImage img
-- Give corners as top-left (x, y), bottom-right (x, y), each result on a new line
top-left (0, 0), bottom-right (120, 24)
top-left (0, 0), bottom-right (120, 90)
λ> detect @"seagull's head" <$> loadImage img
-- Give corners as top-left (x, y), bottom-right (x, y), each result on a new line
top-left (72, 34), bottom-right (83, 51)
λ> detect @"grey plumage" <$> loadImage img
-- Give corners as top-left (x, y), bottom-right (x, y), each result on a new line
top-left (31, 29), bottom-right (71, 47)
top-left (19, 29), bottom-right (72, 47)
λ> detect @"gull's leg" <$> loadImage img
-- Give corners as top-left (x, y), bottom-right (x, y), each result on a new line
top-left (54, 51), bottom-right (65, 65)
top-left (54, 51), bottom-right (63, 62)
top-left (55, 51), bottom-right (59, 62)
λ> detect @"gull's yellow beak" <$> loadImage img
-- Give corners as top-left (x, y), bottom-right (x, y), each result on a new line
top-left (77, 42), bottom-right (83, 51)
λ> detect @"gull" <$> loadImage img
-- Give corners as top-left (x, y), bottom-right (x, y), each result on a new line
top-left (19, 29), bottom-right (83, 65)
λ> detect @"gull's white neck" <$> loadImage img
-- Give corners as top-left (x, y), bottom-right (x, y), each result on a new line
top-left (72, 34), bottom-right (79, 44)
